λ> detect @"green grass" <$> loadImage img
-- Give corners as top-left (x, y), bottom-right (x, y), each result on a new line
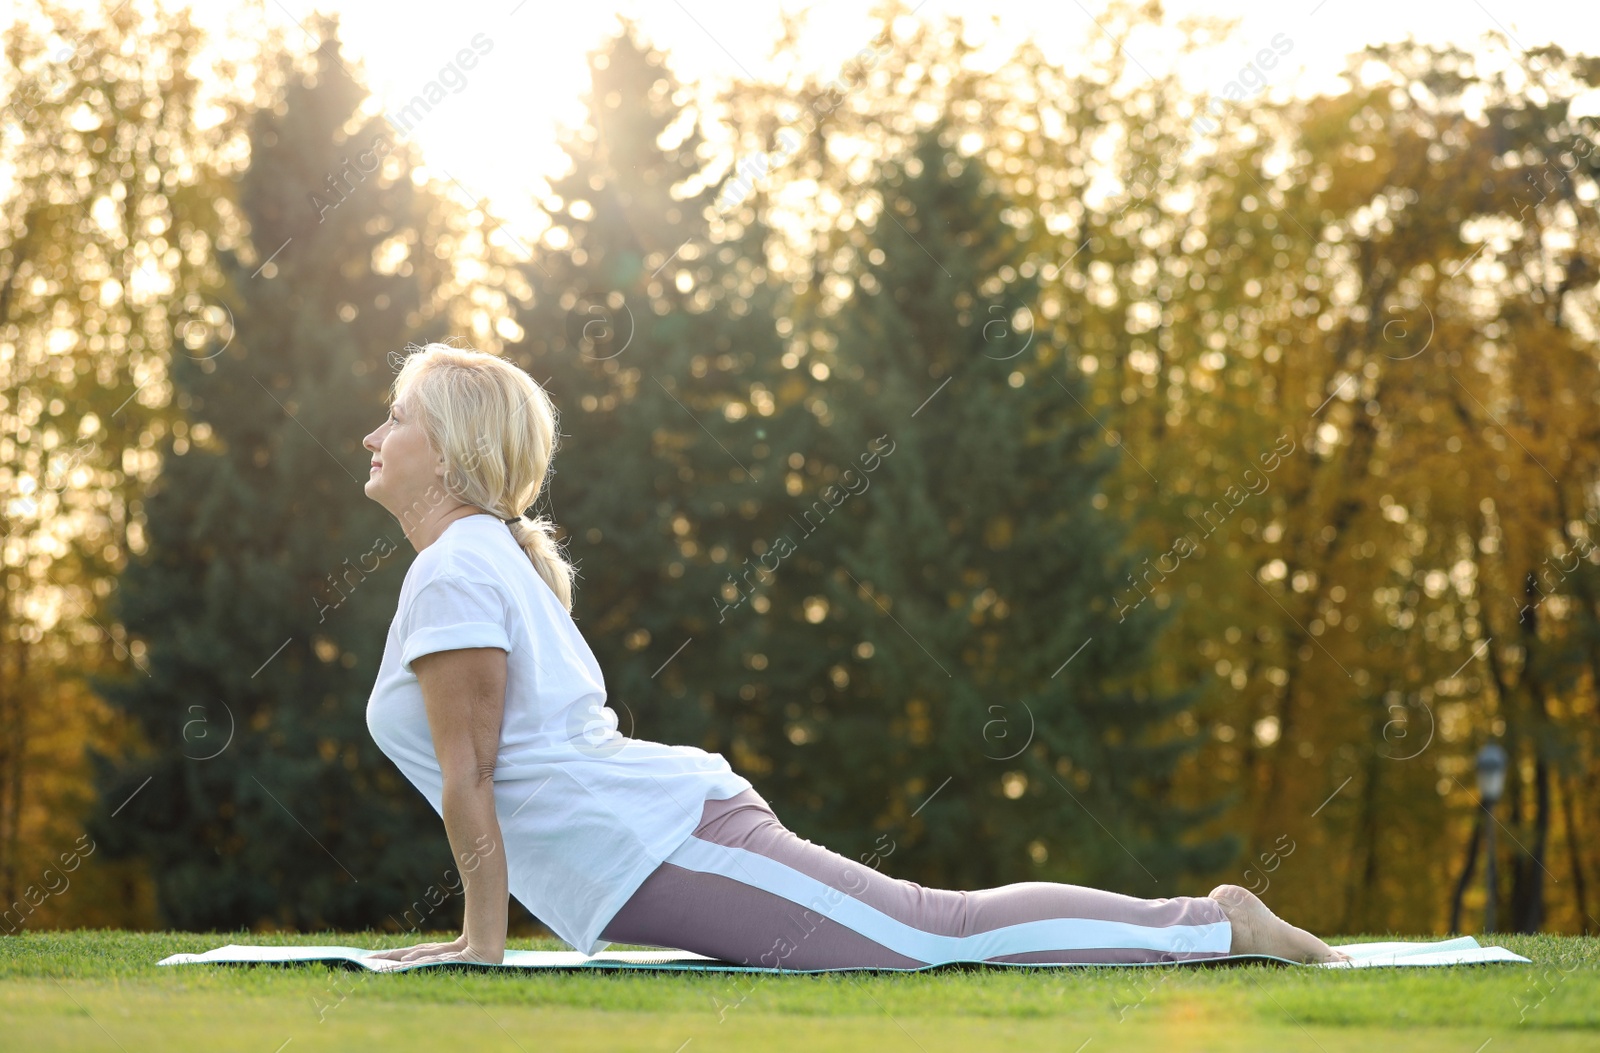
top-left (2, 930), bottom-right (1596, 1051)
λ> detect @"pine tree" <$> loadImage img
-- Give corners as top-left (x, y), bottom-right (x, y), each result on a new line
top-left (501, 19), bottom-right (794, 758)
top-left (738, 122), bottom-right (1235, 893)
top-left (501, 28), bottom-right (1230, 895)
top-left (87, 17), bottom-right (458, 929)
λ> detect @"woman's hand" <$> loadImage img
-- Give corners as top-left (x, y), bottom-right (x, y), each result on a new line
top-left (395, 942), bottom-right (506, 966)
top-left (365, 934), bottom-right (468, 962)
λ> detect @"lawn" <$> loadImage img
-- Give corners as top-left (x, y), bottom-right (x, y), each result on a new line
top-left (2, 930), bottom-right (1595, 1052)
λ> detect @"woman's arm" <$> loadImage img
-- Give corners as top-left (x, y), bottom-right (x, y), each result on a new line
top-left (379, 645), bottom-right (510, 964)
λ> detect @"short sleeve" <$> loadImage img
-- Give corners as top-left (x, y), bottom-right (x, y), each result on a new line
top-left (401, 575), bottom-right (512, 675)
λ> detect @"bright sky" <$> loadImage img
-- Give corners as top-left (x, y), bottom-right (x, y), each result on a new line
top-left (30, 1), bottom-right (1600, 260)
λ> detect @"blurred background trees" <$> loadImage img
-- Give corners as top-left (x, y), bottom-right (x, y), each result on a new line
top-left (86, 13), bottom-right (461, 931)
top-left (3, 0), bottom-right (1597, 938)
top-left (1, 0), bottom-right (236, 928)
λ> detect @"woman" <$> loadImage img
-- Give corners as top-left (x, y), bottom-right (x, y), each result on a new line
top-left (359, 342), bottom-right (1348, 969)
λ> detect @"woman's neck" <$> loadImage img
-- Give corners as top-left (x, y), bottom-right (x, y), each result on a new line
top-left (406, 504), bottom-right (492, 553)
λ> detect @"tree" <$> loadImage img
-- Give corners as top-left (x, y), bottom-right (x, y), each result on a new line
top-left (87, 15), bottom-right (460, 930)
top-left (725, 121), bottom-right (1236, 893)
top-left (501, 9), bottom-right (1232, 896)
top-left (500, 18), bottom-right (793, 763)
top-left (0, 0), bottom-right (235, 929)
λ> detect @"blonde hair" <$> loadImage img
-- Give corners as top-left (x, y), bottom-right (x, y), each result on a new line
top-left (390, 342), bottom-right (576, 611)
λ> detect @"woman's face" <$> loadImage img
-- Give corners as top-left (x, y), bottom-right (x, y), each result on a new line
top-left (362, 393), bottom-right (439, 520)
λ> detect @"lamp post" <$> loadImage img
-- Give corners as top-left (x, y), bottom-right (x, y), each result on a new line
top-left (1476, 742), bottom-right (1508, 934)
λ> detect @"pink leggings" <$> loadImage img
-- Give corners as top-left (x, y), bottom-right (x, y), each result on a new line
top-left (599, 788), bottom-right (1233, 970)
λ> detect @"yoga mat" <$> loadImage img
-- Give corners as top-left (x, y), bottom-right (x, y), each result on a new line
top-left (157, 936), bottom-right (1530, 973)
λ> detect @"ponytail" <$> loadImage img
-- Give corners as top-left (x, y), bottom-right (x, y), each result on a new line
top-left (506, 513), bottom-right (575, 612)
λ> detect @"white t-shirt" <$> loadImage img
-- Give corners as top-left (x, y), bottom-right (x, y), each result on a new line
top-left (365, 512), bottom-right (752, 954)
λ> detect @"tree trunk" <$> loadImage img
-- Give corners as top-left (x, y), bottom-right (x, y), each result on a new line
top-left (1, 634), bottom-right (26, 912)
top-left (1341, 744), bottom-right (1383, 934)
top-left (1507, 571), bottom-right (1550, 932)
top-left (1449, 807), bottom-right (1483, 934)
top-left (1560, 771), bottom-right (1591, 934)
top-left (1511, 755), bottom-right (1551, 932)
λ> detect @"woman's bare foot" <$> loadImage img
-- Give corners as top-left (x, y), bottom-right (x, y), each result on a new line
top-left (1208, 884), bottom-right (1351, 964)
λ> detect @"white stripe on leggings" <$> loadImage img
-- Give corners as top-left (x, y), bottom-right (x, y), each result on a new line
top-left (663, 835), bottom-right (1232, 964)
